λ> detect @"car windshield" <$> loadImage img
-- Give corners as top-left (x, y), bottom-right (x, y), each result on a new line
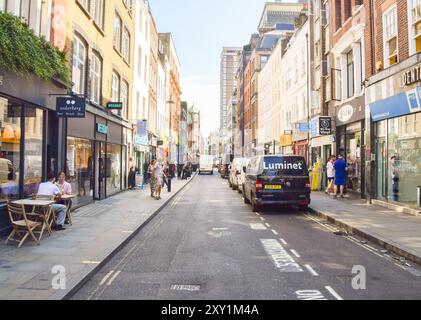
top-left (261, 156), bottom-right (308, 176)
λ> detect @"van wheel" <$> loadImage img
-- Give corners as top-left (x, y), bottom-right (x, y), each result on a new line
top-left (299, 205), bottom-right (309, 211)
top-left (243, 190), bottom-right (250, 204)
top-left (251, 195), bottom-right (259, 212)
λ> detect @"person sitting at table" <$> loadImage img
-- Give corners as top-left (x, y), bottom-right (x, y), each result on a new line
top-left (56, 171), bottom-right (73, 219)
top-left (37, 172), bottom-right (67, 231)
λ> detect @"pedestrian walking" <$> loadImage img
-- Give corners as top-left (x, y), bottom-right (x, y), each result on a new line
top-left (128, 157), bottom-right (136, 190)
top-left (391, 156), bottom-right (400, 201)
top-left (154, 160), bottom-right (163, 200)
top-left (163, 162), bottom-right (171, 192)
top-left (333, 155), bottom-right (347, 199)
top-left (325, 155), bottom-right (335, 195)
top-left (149, 160), bottom-right (156, 198)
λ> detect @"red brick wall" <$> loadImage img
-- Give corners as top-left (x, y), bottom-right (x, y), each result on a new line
top-left (366, 0), bottom-right (409, 78)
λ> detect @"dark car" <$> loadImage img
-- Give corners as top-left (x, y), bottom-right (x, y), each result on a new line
top-left (243, 155), bottom-right (311, 212)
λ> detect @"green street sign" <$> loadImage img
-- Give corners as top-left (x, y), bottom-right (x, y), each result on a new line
top-left (107, 102), bottom-right (123, 110)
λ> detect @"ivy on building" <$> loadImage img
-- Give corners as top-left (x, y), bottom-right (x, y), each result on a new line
top-left (0, 12), bottom-right (70, 84)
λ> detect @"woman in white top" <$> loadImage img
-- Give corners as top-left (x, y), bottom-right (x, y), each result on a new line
top-left (325, 155), bottom-right (335, 194)
top-left (154, 161), bottom-right (163, 200)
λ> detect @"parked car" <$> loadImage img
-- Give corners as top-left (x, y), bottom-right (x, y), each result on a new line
top-left (243, 155), bottom-right (311, 212)
top-left (237, 157), bottom-right (250, 194)
top-left (228, 157), bottom-right (244, 190)
top-left (199, 155), bottom-right (214, 175)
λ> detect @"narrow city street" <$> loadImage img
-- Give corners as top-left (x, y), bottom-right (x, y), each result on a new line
top-left (72, 172), bottom-right (421, 300)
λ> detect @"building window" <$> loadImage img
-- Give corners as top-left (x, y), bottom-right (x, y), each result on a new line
top-left (137, 47), bottom-right (142, 78)
top-left (72, 35), bottom-right (87, 95)
top-left (90, 52), bottom-right (102, 104)
top-left (122, 27), bottom-right (131, 63)
top-left (78, 0), bottom-right (89, 11)
top-left (346, 50), bottom-right (354, 98)
top-left (121, 80), bottom-right (129, 119)
top-left (410, 0), bottom-right (421, 53)
top-left (92, 0), bottom-right (104, 29)
top-left (0, 1), bottom-right (5, 11)
top-left (114, 13), bottom-right (122, 51)
top-left (111, 72), bottom-right (120, 102)
top-left (335, 0), bottom-right (342, 30)
top-left (383, 6), bottom-right (398, 67)
top-left (344, 0), bottom-right (351, 20)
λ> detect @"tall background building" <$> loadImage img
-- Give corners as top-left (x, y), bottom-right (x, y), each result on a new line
top-left (220, 47), bottom-right (241, 131)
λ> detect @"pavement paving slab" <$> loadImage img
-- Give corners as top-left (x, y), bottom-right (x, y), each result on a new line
top-left (0, 176), bottom-right (195, 300)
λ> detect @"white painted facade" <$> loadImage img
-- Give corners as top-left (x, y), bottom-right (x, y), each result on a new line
top-left (280, 21), bottom-right (309, 150)
top-left (132, 0), bottom-right (150, 124)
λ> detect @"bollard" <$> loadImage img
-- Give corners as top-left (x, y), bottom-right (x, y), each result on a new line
top-left (418, 186), bottom-right (421, 207)
top-left (168, 177), bottom-right (172, 193)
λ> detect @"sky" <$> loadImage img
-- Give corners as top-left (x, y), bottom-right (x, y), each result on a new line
top-left (149, 0), bottom-right (269, 137)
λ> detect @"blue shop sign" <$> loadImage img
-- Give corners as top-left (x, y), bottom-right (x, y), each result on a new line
top-left (370, 87), bottom-right (421, 122)
top-left (96, 123), bottom-right (108, 134)
top-left (134, 134), bottom-right (148, 146)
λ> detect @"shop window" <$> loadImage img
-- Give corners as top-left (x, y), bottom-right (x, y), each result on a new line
top-left (66, 137), bottom-right (93, 206)
top-left (383, 6), bottom-right (398, 67)
top-left (106, 143), bottom-right (122, 196)
top-left (0, 97), bottom-right (21, 203)
top-left (23, 107), bottom-right (44, 197)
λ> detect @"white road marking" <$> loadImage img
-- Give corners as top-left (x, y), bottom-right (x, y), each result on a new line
top-left (260, 239), bottom-right (303, 272)
top-left (99, 271), bottom-right (114, 286)
top-left (271, 229), bottom-right (279, 235)
top-left (106, 270), bottom-right (121, 286)
top-left (279, 238), bottom-right (288, 245)
top-left (256, 212), bottom-right (261, 216)
top-left (325, 286), bottom-right (343, 300)
top-left (260, 217), bottom-right (266, 221)
top-left (250, 223), bottom-right (267, 230)
top-left (304, 264), bottom-right (319, 276)
top-left (364, 244), bottom-right (379, 252)
top-left (82, 261), bottom-right (101, 265)
top-left (213, 228), bottom-right (229, 231)
top-left (290, 249), bottom-right (301, 258)
top-left (121, 231), bottom-right (134, 234)
top-left (296, 290), bottom-right (327, 300)
top-left (265, 223), bottom-right (271, 228)
top-left (171, 285), bottom-right (200, 292)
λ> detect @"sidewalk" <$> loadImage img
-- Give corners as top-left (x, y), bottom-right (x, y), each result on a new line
top-left (0, 175), bottom-right (195, 300)
top-left (309, 192), bottom-right (421, 265)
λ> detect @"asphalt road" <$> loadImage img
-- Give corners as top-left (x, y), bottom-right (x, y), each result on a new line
top-left (72, 172), bottom-right (421, 300)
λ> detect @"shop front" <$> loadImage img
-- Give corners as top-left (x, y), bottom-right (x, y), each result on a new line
top-left (0, 71), bottom-right (67, 236)
top-left (336, 95), bottom-right (366, 196)
top-left (133, 120), bottom-right (149, 186)
top-left (369, 63), bottom-right (421, 206)
top-left (292, 123), bottom-right (309, 161)
top-left (66, 108), bottom-right (129, 205)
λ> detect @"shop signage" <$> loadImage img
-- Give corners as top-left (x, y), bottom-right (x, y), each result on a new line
top-left (370, 87), bottom-right (421, 122)
top-left (96, 123), bottom-right (108, 134)
top-left (56, 96), bottom-right (86, 118)
top-left (279, 134), bottom-right (293, 147)
top-left (402, 64), bottom-right (421, 86)
top-left (319, 117), bottom-right (332, 135)
top-left (134, 135), bottom-right (148, 145)
top-left (107, 102), bottom-right (123, 110)
top-left (310, 116), bottom-right (332, 138)
top-left (336, 96), bottom-right (365, 126)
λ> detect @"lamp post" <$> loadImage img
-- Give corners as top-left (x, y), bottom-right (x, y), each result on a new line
top-left (166, 100), bottom-right (175, 186)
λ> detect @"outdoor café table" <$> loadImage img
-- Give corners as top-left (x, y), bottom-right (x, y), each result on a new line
top-left (11, 199), bottom-right (56, 241)
top-left (60, 195), bottom-right (76, 225)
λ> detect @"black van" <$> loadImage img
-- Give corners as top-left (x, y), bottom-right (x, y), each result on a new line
top-left (243, 155), bottom-right (311, 212)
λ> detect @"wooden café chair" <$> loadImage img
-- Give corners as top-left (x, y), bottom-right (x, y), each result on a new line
top-left (5, 201), bottom-right (42, 248)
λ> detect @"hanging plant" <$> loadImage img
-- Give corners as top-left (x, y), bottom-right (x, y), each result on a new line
top-left (0, 12), bottom-right (70, 84)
